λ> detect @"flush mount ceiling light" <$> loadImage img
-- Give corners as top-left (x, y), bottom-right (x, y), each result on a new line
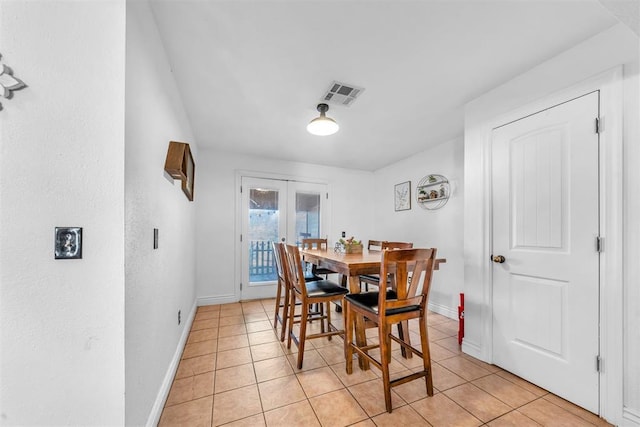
top-left (307, 103), bottom-right (339, 136)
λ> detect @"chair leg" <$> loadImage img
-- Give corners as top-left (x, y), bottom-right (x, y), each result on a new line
top-left (397, 320), bottom-right (413, 358)
top-left (419, 313), bottom-right (434, 396)
top-left (326, 301), bottom-right (332, 340)
top-left (344, 300), bottom-right (354, 375)
top-left (274, 281), bottom-right (282, 331)
top-left (320, 302), bottom-right (326, 334)
top-left (287, 290), bottom-right (296, 350)
top-left (379, 323), bottom-right (393, 413)
top-left (280, 283), bottom-right (291, 342)
top-left (296, 303), bottom-right (309, 369)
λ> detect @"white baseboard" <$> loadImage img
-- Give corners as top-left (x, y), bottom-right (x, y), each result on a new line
top-left (461, 340), bottom-right (488, 362)
top-left (198, 294), bottom-right (238, 306)
top-left (427, 301), bottom-right (457, 320)
top-left (146, 300), bottom-right (197, 427)
top-left (624, 408), bottom-right (640, 426)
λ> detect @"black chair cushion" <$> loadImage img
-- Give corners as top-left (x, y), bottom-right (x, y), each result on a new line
top-left (305, 280), bottom-right (349, 298)
top-left (359, 274), bottom-right (381, 283)
top-left (304, 262), bottom-right (335, 278)
top-left (304, 271), bottom-right (323, 282)
top-left (345, 291), bottom-right (420, 316)
top-left (315, 267), bottom-right (336, 275)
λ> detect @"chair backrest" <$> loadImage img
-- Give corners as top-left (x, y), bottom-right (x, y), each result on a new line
top-left (301, 238), bottom-right (328, 251)
top-left (382, 241), bottom-right (414, 250)
top-left (284, 244), bottom-right (308, 298)
top-left (367, 240), bottom-right (386, 251)
top-left (272, 241), bottom-right (287, 287)
top-left (378, 248), bottom-right (436, 317)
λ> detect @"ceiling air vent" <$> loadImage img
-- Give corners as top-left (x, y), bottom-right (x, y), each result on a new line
top-left (321, 81), bottom-right (365, 107)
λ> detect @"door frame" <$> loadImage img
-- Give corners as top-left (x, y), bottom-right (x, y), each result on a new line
top-left (462, 67), bottom-right (623, 421)
top-left (234, 170), bottom-right (332, 301)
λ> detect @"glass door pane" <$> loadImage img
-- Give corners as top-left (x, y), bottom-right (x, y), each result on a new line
top-left (287, 181), bottom-right (328, 247)
top-left (248, 187), bottom-right (279, 283)
top-left (295, 192), bottom-right (321, 245)
top-left (241, 177), bottom-right (287, 300)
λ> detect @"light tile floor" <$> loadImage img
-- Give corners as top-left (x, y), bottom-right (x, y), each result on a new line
top-left (159, 300), bottom-right (611, 426)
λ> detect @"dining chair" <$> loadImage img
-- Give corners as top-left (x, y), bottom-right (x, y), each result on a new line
top-left (301, 238), bottom-right (336, 279)
top-left (272, 241), bottom-right (322, 342)
top-left (345, 247), bottom-right (437, 413)
top-left (284, 243), bottom-right (348, 369)
top-left (359, 241), bottom-right (413, 291)
top-left (359, 240), bottom-right (386, 291)
top-left (359, 241), bottom-right (415, 356)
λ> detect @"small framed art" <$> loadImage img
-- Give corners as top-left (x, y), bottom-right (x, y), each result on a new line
top-left (394, 181), bottom-right (411, 211)
top-left (181, 144), bottom-right (195, 201)
top-left (55, 227), bottom-right (82, 259)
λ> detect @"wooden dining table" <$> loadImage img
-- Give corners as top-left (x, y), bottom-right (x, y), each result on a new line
top-left (300, 248), bottom-right (446, 293)
top-left (300, 247), bottom-right (446, 369)
top-left (300, 248), bottom-right (384, 294)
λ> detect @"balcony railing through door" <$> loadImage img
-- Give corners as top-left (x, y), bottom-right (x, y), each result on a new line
top-left (249, 239), bottom-right (276, 282)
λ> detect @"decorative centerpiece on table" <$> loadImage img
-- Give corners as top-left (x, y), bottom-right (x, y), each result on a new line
top-left (336, 237), bottom-right (363, 254)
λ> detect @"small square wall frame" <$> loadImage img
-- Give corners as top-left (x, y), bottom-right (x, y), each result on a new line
top-left (55, 227), bottom-right (82, 259)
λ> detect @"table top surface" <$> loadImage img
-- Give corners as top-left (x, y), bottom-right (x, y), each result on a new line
top-left (300, 248), bottom-right (382, 263)
top-left (300, 248), bottom-right (446, 275)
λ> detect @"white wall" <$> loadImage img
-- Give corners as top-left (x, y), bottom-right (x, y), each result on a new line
top-left (125, 2), bottom-right (198, 425)
top-left (0, 1), bottom-right (126, 425)
top-left (463, 24), bottom-right (639, 425)
top-left (373, 138), bottom-right (464, 318)
top-left (196, 150), bottom-right (374, 303)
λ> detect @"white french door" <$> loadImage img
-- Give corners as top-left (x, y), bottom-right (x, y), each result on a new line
top-left (240, 176), bottom-right (328, 300)
top-left (491, 92), bottom-right (600, 412)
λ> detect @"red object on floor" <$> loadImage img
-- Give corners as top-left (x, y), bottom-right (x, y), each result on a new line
top-left (458, 293), bottom-right (464, 345)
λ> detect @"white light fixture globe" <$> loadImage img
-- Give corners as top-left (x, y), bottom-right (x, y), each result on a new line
top-left (307, 103), bottom-right (339, 136)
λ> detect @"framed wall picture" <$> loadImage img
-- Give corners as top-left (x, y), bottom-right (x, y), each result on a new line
top-left (181, 144), bottom-right (195, 201)
top-left (394, 181), bottom-right (411, 211)
top-left (55, 227), bottom-right (82, 259)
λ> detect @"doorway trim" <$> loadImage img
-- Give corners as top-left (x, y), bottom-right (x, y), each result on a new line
top-left (462, 66), bottom-right (623, 422)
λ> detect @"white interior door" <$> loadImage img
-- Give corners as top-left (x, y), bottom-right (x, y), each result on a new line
top-left (491, 92), bottom-right (600, 413)
top-left (240, 177), bottom-right (328, 300)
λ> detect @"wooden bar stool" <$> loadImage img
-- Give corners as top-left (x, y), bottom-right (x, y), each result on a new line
top-left (359, 240), bottom-right (386, 292)
top-left (284, 243), bottom-right (348, 369)
top-left (359, 241), bottom-right (413, 290)
top-left (301, 238), bottom-right (336, 279)
top-left (345, 247), bottom-right (437, 413)
top-left (272, 241), bottom-right (322, 341)
top-left (359, 241), bottom-right (415, 357)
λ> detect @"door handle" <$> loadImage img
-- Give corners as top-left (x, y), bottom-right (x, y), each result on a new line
top-left (281, 237), bottom-right (286, 242)
top-left (492, 255), bottom-right (506, 263)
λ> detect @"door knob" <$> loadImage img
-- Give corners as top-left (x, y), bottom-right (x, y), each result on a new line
top-left (281, 237), bottom-right (286, 242)
top-left (492, 255), bottom-right (506, 263)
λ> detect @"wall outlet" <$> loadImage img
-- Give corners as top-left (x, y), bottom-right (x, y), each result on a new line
top-left (341, 231), bottom-right (346, 238)
top-left (178, 310), bottom-right (181, 325)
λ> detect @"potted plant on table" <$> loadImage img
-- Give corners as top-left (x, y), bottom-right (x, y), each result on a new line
top-left (338, 237), bottom-right (363, 254)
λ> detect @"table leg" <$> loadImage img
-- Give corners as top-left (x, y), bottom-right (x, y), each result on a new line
top-left (348, 275), bottom-right (370, 370)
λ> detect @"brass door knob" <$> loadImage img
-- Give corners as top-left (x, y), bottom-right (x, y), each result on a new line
top-left (492, 255), bottom-right (506, 263)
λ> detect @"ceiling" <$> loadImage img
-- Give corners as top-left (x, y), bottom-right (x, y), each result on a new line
top-left (149, 0), bottom-right (623, 171)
